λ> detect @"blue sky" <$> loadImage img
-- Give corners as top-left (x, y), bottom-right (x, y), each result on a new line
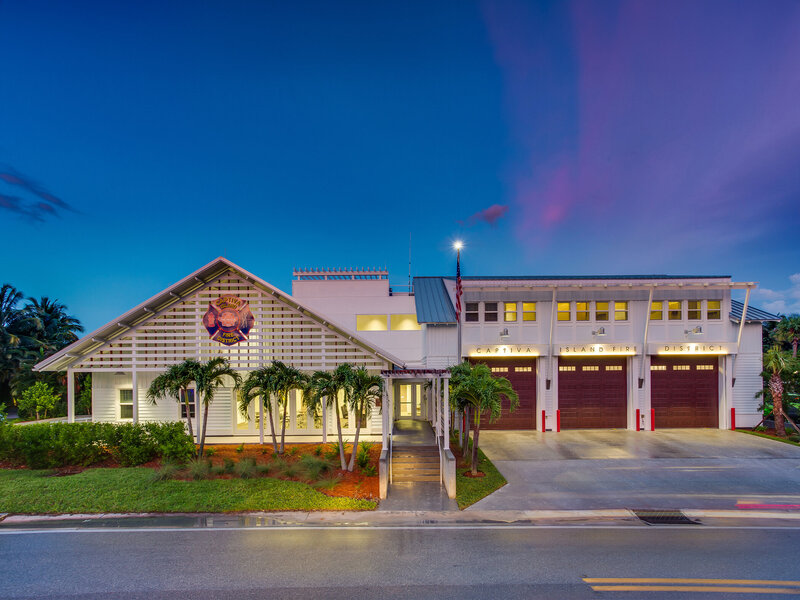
top-left (2, 1), bottom-right (799, 332)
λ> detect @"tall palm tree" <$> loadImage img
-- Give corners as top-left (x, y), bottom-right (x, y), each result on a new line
top-left (449, 361), bottom-right (475, 459)
top-left (305, 371), bottom-right (336, 447)
top-left (331, 363), bottom-right (355, 470)
top-left (304, 365), bottom-right (353, 470)
top-left (270, 361), bottom-right (309, 454)
top-left (451, 362), bottom-right (519, 475)
top-left (0, 284), bottom-right (38, 406)
top-left (240, 366), bottom-right (280, 452)
top-left (24, 296), bottom-right (83, 353)
top-left (146, 359), bottom-right (202, 446)
top-left (195, 357), bottom-right (241, 458)
top-left (773, 315), bottom-right (800, 358)
top-left (346, 367), bottom-right (383, 471)
top-left (764, 345), bottom-right (793, 437)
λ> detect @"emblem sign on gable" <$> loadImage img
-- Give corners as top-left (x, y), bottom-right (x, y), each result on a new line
top-left (202, 295), bottom-right (255, 346)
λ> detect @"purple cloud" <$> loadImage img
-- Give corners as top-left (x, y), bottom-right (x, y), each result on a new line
top-left (460, 203), bottom-right (510, 227)
top-left (482, 0), bottom-right (800, 262)
top-left (0, 165), bottom-right (75, 221)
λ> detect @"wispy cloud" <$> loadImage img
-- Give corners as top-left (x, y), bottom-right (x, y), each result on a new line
top-left (482, 0), bottom-right (800, 263)
top-left (0, 165), bottom-right (76, 221)
top-left (460, 203), bottom-right (509, 227)
top-left (754, 273), bottom-right (800, 315)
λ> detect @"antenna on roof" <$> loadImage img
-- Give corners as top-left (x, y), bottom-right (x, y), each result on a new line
top-left (408, 232), bottom-right (412, 290)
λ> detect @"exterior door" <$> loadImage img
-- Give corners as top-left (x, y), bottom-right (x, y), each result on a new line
top-left (470, 358), bottom-right (537, 429)
top-left (396, 383), bottom-right (424, 420)
top-left (650, 356), bottom-right (719, 427)
top-left (558, 357), bottom-right (628, 429)
top-left (234, 391), bottom-right (262, 434)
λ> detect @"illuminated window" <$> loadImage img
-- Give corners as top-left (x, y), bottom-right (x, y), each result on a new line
top-left (707, 300), bottom-right (721, 320)
top-left (294, 390), bottom-right (307, 429)
top-left (576, 302), bottom-right (590, 321)
top-left (595, 301), bottom-right (609, 321)
top-left (673, 365), bottom-right (690, 371)
top-left (650, 365), bottom-right (667, 371)
top-left (605, 365), bottom-right (622, 371)
top-left (522, 302), bottom-right (536, 322)
top-left (557, 302), bottom-right (571, 321)
top-left (490, 367), bottom-right (508, 373)
top-left (697, 364), bottom-right (715, 370)
top-left (515, 366), bottom-right (532, 372)
top-left (465, 302), bottom-right (479, 323)
top-left (356, 315), bottom-right (388, 331)
top-left (390, 314), bottom-right (421, 331)
top-left (614, 301), bottom-right (628, 321)
top-left (484, 302), bottom-right (498, 322)
top-left (179, 389), bottom-right (196, 419)
top-left (650, 301), bottom-right (663, 321)
top-left (504, 302), bottom-right (518, 322)
top-left (668, 301), bottom-right (682, 320)
top-left (687, 300), bottom-right (701, 320)
top-left (119, 389), bottom-right (133, 420)
top-left (559, 365), bottom-right (576, 372)
top-left (582, 365), bottom-right (599, 371)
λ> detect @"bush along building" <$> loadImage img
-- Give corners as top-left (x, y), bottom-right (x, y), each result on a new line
top-left (35, 257), bottom-right (778, 498)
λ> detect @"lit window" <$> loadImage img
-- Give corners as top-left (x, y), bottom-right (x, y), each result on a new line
top-left (614, 301), bottom-right (628, 321)
top-left (650, 301), bottom-right (663, 321)
top-left (697, 364), bottom-right (715, 370)
top-left (687, 300), bottom-right (701, 320)
top-left (390, 314), bottom-right (421, 331)
top-left (515, 366), bottom-right (532, 372)
top-left (707, 300), bottom-right (721, 320)
top-left (557, 302), bottom-right (571, 321)
top-left (522, 302), bottom-right (536, 322)
top-left (668, 301), bottom-right (682, 320)
top-left (650, 365), bottom-right (667, 371)
top-left (484, 302), bottom-right (498, 322)
top-left (504, 302), bottom-right (517, 322)
top-left (558, 365), bottom-right (576, 372)
top-left (595, 301), bottom-right (609, 321)
top-left (357, 315), bottom-right (388, 331)
top-left (673, 365), bottom-right (691, 371)
top-left (582, 365), bottom-right (599, 371)
top-left (119, 389), bottom-right (133, 420)
top-left (180, 389), bottom-right (196, 419)
top-left (490, 367), bottom-right (508, 373)
top-left (294, 390), bottom-right (307, 429)
top-left (606, 365), bottom-right (622, 371)
top-left (576, 302), bottom-right (590, 321)
top-left (465, 302), bottom-right (479, 323)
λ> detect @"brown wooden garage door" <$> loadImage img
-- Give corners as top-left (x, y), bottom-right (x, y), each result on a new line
top-left (558, 357), bottom-right (627, 429)
top-left (650, 356), bottom-right (718, 427)
top-left (469, 358), bottom-right (537, 429)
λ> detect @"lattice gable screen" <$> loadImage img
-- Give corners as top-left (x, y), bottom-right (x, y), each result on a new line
top-left (74, 271), bottom-right (387, 372)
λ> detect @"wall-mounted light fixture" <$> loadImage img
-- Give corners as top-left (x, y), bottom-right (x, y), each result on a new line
top-left (684, 326), bottom-right (703, 335)
top-left (499, 327), bottom-right (510, 340)
top-left (592, 327), bottom-right (606, 336)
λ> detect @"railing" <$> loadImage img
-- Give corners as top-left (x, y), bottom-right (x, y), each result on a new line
top-left (388, 430), bottom-right (393, 484)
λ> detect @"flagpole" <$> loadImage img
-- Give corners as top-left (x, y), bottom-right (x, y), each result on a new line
top-left (456, 247), bottom-right (462, 362)
top-left (454, 241), bottom-right (463, 364)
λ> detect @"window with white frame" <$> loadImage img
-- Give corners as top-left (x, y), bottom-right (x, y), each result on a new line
top-left (119, 389), bottom-right (133, 419)
top-left (465, 302), bottom-right (479, 323)
top-left (576, 302), bottom-right (590, 321)
top-left (484, 302), bottom-right (498, 322)
top-left (614, 301), bottom-right (628, 321)
top-left (707, 300), bottom-right (721, 320)
top-left (557, 302), bottom-right (571, 321)
top-left (522, 302), bottom-right (536, 322)
top-left (687, 300), bottom-right (701, 320)
top-left (595, 301), bottom-right (609, 321)
top-left (180, 389), bottom-right (196, 419)
top-left (650, 301), bottom-right (663, 320)
top-left (504, 302), bottom-right (517, 322)
top-left (668, 300), bottom-right (682, 320)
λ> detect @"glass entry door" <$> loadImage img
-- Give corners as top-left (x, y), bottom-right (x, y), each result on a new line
top-left (235, 392), bottom-right (263, 434)
top-left (397, 383), bottom-right (424, 420)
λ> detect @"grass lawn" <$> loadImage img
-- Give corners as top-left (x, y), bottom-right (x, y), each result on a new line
top-left (453, 446), bottom-right (507, 510)
top-left (0, 468), bottom-right (376, 514)
top-left (737, 429), bottom-right (800, 447)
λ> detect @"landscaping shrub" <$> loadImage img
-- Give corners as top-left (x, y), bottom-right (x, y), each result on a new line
top-left (151, 463), bottom-right (180, 481)
top-left (362, 464), bottom-right (377, 477)
top-left (235, 457), bottom-right (257, 479)
top-left (204, 447), bottom-right (216, 457)
top-left (223, 458), bottom-right (236, 474)
top-left (312, 475), bottom-right (341, 490)
top-left (0, 421), bottom-right (194, 469)
top-left (356, 442), bottom-right (372, 470)
top-left (187, 458), bottom-right (210, 480)
top-left (299, 455), bottom-right (333, 480)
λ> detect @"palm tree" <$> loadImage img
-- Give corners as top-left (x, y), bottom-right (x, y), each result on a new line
top-left (304, 366), bottom-right (353, 470)
top-left (0, 284), bottom-right (39, 407)
top-left (448, 362), bottom-right (474, 459)
top-left (195, 357), bottom-right (241, 458)
top-left (240, 366), bottom-right (280, 452)
top-left (764, 345), bottom-right (794, 437)
top-left (305, 371), bottom-right (336, 447)
top-left (271, 361), bottom-right (309, 454)
top-left (331, 363), bottom-right (355, 470)
top-left (24, 296), bottom-right (83, 353)
top-left (773, 315), bottom-right (800, 358)
top-left (346, 367), bottom-right (383, 471)
top-left (451, 362), bottom-right (519, 475)
top-left (146, 359), bottom-right (202, 447)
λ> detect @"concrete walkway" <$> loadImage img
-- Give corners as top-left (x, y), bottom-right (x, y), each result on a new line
top-left (470, 429), bottom-right (800, 511)
top-left (391, 419), bottom-right (437, 446)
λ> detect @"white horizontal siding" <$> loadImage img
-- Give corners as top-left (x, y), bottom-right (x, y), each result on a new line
top-left (203, 387), bottom-right (233, 436)
top-left (734, 352), bottom-right (763, 427)
top-left (92, 373), bottom-right (125, 422)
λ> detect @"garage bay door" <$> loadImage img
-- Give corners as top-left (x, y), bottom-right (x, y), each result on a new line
top-left (469, 358), bottom-right (537, 429)
top-left (558, 357), bottom-right (627, 429)
top-left (650, 356), bottom-right (719, 427)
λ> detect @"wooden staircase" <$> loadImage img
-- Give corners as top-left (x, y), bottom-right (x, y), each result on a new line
top-left (391, 445), bottom-right (440, 483)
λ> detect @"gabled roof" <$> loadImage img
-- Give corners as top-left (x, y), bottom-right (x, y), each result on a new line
top-left (730, 300), bottom-right (781, 323)
top-left (413, 277), bottom-right (456, 324)
top-left (35, 257), bottom-right (406, 372)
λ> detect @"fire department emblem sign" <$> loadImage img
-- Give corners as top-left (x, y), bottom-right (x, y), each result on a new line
top-left (202, 295), bottom-right (255, 346)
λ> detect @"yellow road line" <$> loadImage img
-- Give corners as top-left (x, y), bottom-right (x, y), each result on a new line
top-left (584, 578), bottom-right (800, 586)
top-left (590, 585), bottom-right (800, 594)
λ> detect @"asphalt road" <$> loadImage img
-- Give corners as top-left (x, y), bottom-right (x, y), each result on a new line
top-left (2, 525), bottom-right (799, 599)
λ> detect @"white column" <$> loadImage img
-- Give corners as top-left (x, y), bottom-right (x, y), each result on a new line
top-left (132, 370), bottom-right (139, 424)
top-left (67, 368), bottom-right (75, 423)
top-left (443, 376), bottom-right (450, 450)
top-left (381, 382), bottom-right (389, 449)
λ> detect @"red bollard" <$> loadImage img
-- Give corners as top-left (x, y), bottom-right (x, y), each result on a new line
top-left (731, 407), bottom-right (736, 431)
top-left (635, 408), bottom-right (640, 431)
top-left (541, 410), bottom-right (546, 433)
top-left (650, 408), bottom-right (655, 431)
top-left (556, 409), bottom-right (561, 432)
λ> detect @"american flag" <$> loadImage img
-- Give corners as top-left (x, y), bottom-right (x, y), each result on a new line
top-left (455, 251), bottom-right (463, 322)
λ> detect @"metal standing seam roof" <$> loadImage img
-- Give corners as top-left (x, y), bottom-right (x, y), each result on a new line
top-left (730, 300), bottom-right (781, 323)
top-left (413, 277), bottom-right (457, 324)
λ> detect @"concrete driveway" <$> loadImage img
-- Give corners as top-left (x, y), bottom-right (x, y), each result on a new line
top-left (468, 429), bottom-right (800, 511)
